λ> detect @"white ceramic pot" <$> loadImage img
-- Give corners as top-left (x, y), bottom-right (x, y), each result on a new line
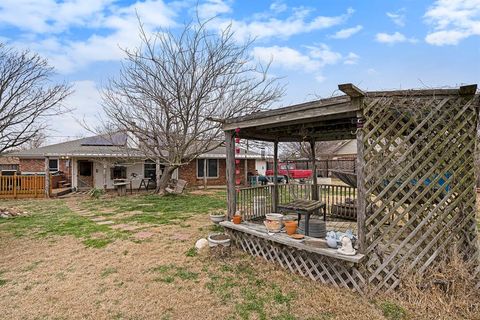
top-left (264, 213), bottom-right (284, 233)
top-left (265, 213), bottom-right (283, 221)
top-left (207, 233), bottom-right (231, 247)
top-left (209, 213), bottom-right (226, 224)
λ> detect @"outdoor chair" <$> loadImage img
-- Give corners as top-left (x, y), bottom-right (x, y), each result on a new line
top-left (165, 179), bottom-right (187, 194)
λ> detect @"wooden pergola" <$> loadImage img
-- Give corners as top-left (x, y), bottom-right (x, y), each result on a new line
top-left (222, 83), bottom-right (480, 293)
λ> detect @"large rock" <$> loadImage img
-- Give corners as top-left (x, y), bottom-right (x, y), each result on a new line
top-left (195, 238), bottom-right (209, 252)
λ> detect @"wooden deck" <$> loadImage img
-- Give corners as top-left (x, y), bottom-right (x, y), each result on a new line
top-left (221, 221), bottom-right (364, 263)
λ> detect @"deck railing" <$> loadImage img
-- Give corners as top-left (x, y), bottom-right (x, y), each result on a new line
top-left (0, 174), bottom-right (49, 199)
top-left (237, 183), bottom-right (357, 221)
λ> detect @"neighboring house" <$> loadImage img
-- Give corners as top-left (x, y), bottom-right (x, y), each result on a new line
top-left (316, 140), bottom-right (356, 160)
top-left (7, 133), bottom-right (266, 190)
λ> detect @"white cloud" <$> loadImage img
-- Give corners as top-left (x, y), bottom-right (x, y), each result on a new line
top-left (252, 46), bottom-right (321, 72)
top-left (270, 1), bottom-right (288, 14)
top-left (306, 44), bottom-right (342, 65)
top-left (330, 25), bottom-right (363, 39)
top-left (375, 32), bottom-right (417, 44)
top-left (214, 7), bottom-right (355, 42)
top-left (197, 0), bottom-right (232, 20)
top-left (386, 9), bottom-right (406, 27)
top-left (424, 0), bottom-right (480, 45)
top-left (50, 80), bottom-right (104, 141)
top-left (344, 52), bottom-right (359, 65)
top-left (251, 44), bottom-right (358, 82)
top-left (0, 0), bottom-right (113, 33)
top-left (7, 0), bottom-right (177, 73)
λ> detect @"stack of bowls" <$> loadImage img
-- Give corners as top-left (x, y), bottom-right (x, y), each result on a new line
top-left (298, 219), bottom-right (326, 238)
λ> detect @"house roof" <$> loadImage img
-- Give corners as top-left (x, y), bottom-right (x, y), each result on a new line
top-left (8, 133), bottom-right (265, 160)
top-left (316, 140), bottom-right (354, 156)
top-left (8, 133), bottom-right (143, 158)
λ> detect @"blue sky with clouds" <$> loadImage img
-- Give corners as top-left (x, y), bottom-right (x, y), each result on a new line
top-left (1, 0), bottom-right (479, 143)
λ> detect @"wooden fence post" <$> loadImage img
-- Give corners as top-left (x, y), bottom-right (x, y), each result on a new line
top-left (44, 157), bottom-right (50, 198)
top-left (310, 139), bottom-right (318, 200)
top-left (13, 172), bottom-right (17, 199)
top-left (34, 174), bottom-right (38, 198)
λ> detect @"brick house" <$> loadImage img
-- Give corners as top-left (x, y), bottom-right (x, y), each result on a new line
top-left (7, 133), bottom-right (266, 190)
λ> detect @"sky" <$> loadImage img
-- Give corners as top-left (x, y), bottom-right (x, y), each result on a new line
top-left (1, 0), bottom-right (479, 144)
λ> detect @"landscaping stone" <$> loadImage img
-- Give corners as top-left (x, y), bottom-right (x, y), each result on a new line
top-left (0, 208), bottom-right (26, 218)
top-left (97, 220), bottom-right (115, 225)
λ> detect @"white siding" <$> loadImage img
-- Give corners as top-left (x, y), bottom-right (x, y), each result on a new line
top-left (255, 160), bottom-right (267, 175)
top-left (73, 158), bottom-right (145, 190)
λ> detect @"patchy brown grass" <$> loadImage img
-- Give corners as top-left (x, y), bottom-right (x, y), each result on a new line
top-left (0, 193), bottom-right (478, 319)
top-left (378, 250), bottom-right (480, 320)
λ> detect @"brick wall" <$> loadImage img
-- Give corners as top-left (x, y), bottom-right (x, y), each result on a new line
top-left (19, 159), bottom-right (45, 172)
top-left (178, 158), bottom-right (256, 187)
top-left (19, 158), bottom-right (71, 186)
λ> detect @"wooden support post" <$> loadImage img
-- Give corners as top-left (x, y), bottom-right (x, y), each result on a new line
top-left (103, 162), bottom-right (107, 190)
top-left (244, 141), bottom-right (249, 185)
top-left (310, 139), bottom-right (318, 200)
top-left (355, 110), bottom-right (366, 253)
top-left (44, 157), bottom-right (50, 198)
top-left (225, 130), bottom-right (236, 218)
top-left (273, 140), bottom-right (279, 212)
top-left (338, 83), bottom-right (366, 253)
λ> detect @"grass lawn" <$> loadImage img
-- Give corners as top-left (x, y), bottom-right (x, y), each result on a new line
top-left (0, 191), bottom-right (478, 319)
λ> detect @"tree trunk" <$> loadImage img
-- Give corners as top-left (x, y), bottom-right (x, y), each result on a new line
top-left (155, 165), bottom-right (175, 195)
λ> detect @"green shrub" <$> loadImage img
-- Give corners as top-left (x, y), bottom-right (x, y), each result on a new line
top-left (88, 187), bottom-right (105, 199)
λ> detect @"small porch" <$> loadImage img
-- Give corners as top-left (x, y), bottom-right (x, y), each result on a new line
top-left (221, 83), bottom-right (480, 293)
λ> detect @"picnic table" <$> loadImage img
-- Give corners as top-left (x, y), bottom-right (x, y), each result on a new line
top-left (113, 179), bottom-right (132, 196)
top-left (277, 199), bottom-right (326, 236)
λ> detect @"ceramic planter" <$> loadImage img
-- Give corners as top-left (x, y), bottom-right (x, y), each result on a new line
top-left (209, 213), bottom-right (226, 224)
top-left (233, 215), bottom-right (242, 224)
top-left (207, 233), bottom-right (231, 247)
top-left (284, 221), bottom-right (298, 235)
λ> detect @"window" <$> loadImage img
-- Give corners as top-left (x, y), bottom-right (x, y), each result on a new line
top-left (197, 159), bottom-right (219, 178)
top-left (78, 161), bottom-right (92, 176)
top-left (144, 160), bottom-right (163, 181)
top-left (111, 166), bottom-right (127, 179)
top-left (49, 159), bottom-right (59, 171)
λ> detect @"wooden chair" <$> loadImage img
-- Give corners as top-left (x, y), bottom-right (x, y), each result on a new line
top-left (165, 179), bottom-right (187, 194)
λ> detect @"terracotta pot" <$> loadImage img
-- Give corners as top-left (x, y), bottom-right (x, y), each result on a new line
top-left (284, 221), bottom-right (298, 235)
top-left (233, 215), bottom-right (242, 224)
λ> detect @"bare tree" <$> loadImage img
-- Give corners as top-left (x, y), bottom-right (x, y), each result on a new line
top-left (17, 130), bottom-right (47, 150)
top-left (102, 20), bottom-right (284, 194)
top-left (0, 43), bottom-right (72, 153)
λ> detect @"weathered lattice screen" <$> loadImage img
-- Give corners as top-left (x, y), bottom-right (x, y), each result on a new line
top-left (361, 93), bottom-right (480, 293)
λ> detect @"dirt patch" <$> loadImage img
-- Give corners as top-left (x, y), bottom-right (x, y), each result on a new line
top-left (0, 212), bottom-right (386, 320)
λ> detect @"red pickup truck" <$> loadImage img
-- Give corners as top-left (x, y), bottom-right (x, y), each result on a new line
top-left (265, 163), bottom-right (313, 180)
